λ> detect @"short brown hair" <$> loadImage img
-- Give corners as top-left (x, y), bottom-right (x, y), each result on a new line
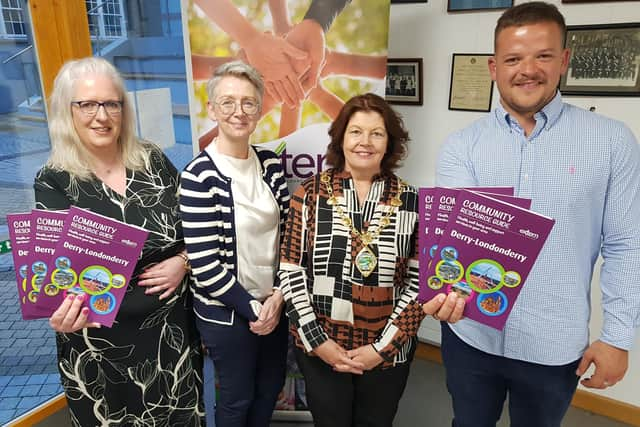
top-left (494, 1), bottom-right (566, 49)
top-left (326, 93), bottom-right (409, 175)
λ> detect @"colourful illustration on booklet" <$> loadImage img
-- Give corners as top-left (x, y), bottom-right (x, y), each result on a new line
top-left (34, 206), bottom-right (148, 327)
top-left (418, 190), bottom-right (555, 330)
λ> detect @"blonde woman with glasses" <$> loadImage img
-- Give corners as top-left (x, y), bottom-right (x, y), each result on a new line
top-left (34, 57), bottom-right (204, 426)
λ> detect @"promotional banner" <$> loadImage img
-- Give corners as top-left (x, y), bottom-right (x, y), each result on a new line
top-left (182, 0), bottom-right (391, 188)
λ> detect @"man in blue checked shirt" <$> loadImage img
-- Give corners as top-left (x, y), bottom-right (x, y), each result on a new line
top-left (435, 2), bottom-right (640, 427)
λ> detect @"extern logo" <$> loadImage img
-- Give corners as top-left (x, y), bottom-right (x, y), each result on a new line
top-left (280, 150), bottom-right (327, 179)
top-left (519, 229), bottom-right (539, 239)
top-left (120, 239), bottom-right (138, 248)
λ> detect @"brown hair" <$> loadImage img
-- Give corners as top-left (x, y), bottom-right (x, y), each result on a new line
top-left (326, 93), bottom-right (409, 175)
top-left (494, 1), bottom-right (566, 49)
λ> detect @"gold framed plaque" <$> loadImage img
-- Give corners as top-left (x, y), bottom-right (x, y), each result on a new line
top-left (448, 53), bottom-right (494, 112)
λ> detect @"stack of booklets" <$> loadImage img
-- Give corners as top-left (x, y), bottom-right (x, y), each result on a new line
top-left (418, 188), bottom-right (555, 330)
top-left (6, 207), bottom-right (148, 327)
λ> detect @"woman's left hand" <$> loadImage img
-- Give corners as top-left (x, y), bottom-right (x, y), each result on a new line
top-left (138, 255), bottom-right (186, 300)
top-left (249, 289), bottom-right (284, 335)
top-left (345, 345), bottom-right (384, 371)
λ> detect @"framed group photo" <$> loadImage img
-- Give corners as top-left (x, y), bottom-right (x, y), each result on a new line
top-left (559, 23), bottom-right (640, 96)
top-left (385, 58), bottom-right (423, 105)
top-left (448, 53), bottom-right (494, 112)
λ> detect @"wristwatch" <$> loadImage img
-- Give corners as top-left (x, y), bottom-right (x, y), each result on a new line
top-left (177, 252), bottom-right (191, 272)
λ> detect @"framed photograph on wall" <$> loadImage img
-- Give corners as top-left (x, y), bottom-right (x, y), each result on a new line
top-left (559, 23), bottom-right (640, 96)
top-left (447, 0), bottom-right (513, 12)
top-left (385, 58), bottom-right (423, 105)
top-left (448, 53), bottom-right (494, 112)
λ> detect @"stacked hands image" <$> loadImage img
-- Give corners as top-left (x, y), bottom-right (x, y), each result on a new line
top-left (191, 0), bottom-right (388, 149)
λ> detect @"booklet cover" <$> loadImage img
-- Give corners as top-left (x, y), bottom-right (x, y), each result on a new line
top-left (6, 212), bottom-right (47, 320)
top-left (418, 190), bottom-right (555, 330)
top-left (423, 187), bottom-right (514, 262)
top-left (36, 206), bottom-right (148, 327)
top-left (418, 187), bottom-right (437, 286)
top-left (22, 209), bottom-right (68, 319)
top-left (419, 187), bottom-right (519, 299)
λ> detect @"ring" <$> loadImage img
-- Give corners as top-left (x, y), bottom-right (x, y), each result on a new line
top-left (603, 381), bottom-right (610, 387)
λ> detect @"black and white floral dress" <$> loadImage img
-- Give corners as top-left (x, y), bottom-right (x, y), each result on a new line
top-left (34, 147), bottom-right (204, 427)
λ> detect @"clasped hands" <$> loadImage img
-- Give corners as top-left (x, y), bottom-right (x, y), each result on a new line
top-left (312, 293), bottom-right (466, 375)
top-left (314, 339), bottom-right (382, 375)
top-left (249, 289), bottom-right (284, 336)
top-left (242, 19), bottom-right (325, 108)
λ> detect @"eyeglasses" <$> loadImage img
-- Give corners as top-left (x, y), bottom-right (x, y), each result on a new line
top-left (71, 100), bottom-right (123, 116)
top-left (215, 98), bottom-right (260, 116)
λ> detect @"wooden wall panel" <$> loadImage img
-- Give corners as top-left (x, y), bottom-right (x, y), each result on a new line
top-left (28, 0), bottom-right (91, 100)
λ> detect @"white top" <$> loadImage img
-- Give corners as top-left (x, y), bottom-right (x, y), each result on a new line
top-left (210, 142), bottom-right (280, 301)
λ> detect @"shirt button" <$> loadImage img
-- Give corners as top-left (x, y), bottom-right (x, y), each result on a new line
top-left (523, 174), bottom-right (529, 180)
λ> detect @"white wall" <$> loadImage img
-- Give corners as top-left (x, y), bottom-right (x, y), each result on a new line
top-left (388, 0), bottom-right (640, 408)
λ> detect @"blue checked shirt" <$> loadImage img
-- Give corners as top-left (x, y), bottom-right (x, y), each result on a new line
top-left (436, 92), bottom-right (640, 365)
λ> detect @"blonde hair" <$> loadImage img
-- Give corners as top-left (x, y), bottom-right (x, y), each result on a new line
top-left (206, 60), bottom-right (264, 104)
top-left (46, 56), bottom-right (149, 180)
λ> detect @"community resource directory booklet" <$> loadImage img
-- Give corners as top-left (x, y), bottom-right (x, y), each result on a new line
top-left (32, 206), bottom-right (148, 327)
top-left (6, 211), bottom-right (44, 320)
top-left (418, 190), bottom-right (555, 330)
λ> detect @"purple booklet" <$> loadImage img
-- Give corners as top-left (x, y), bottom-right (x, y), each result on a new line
top-left (36, 207), bottom-right (148, 327)
top-left (419, 187), bottom-right (518, 299)
top-left (418, 190), bottom-right (555, 330)
top-left (418, 188), bottom-right (437, 285)
top-left (22, 209), bottom-right (68, 319)
top-left (424, 187), bottom-right (515, 262)
top-left (6, 212), bottom-right (47, 320)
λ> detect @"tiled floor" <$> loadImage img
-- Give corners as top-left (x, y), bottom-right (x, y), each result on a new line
top-left (0, 270), bottom-right (62, 425)
top-left (0, 114), bottom-right (195, 425)
top-left (33, 358), bottom-right (634, 427)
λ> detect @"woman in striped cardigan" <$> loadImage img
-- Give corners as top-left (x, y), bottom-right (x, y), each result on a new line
top-left (179, 61), bottom-right (289, 427)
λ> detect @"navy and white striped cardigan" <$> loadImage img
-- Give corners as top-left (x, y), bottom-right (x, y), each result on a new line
top-left (179, 146), bottom-right (289, 325)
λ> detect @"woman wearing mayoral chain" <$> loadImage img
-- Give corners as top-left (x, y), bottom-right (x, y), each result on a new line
top-left (278, 93), bottom-right (465, 426)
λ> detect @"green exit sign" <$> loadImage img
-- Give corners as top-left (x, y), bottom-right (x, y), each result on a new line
top-left (0, 239), bottom-right (11, 254)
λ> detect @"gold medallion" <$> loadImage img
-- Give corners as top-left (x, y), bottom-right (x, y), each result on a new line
top-left (320, 171), bottom-right (405, 280)
top-left (355, 246), bottom-right (377, 277)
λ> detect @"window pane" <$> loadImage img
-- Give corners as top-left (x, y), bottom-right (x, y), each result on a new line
top-left (0, 1), bottom-right (59, 425)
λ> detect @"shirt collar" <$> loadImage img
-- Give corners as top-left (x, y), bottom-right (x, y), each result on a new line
top-left (494, 91), bottom-right (564, 133)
